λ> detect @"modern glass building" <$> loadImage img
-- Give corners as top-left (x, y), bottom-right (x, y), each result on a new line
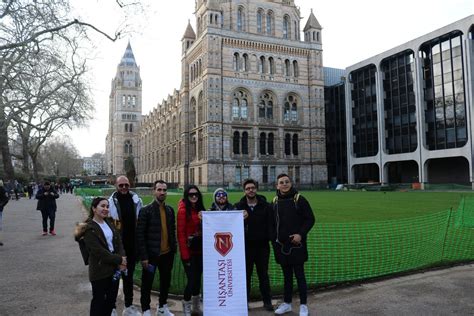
top-left (345, 15), bottom-right (474, 186)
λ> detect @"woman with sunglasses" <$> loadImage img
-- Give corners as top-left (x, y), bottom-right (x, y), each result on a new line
top-left (75, 197), bottom-right (127, 316)
top-left (177, 185), bottom-right (206, 316)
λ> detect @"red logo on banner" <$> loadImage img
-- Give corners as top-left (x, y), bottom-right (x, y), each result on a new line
top-left (214, 232), bottom-right (233, 257)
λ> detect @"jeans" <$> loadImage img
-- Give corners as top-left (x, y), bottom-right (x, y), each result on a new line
top-left (90, 276), bottom-right (120, 316)
top-left (40, 209), bottom-right (55, 232)
top-left (282, 264), bottom-right (307, 305)
top-left (246, 242), bottom-right (272, 304)
top-left (183, 255), bottom-right (203, 301)
top-left (140, 252), bottom-right (175, 311)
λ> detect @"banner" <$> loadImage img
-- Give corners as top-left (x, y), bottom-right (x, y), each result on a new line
top-left (202, 211), bottom-right (248, 316)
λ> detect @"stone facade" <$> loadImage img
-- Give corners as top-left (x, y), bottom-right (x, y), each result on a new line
top-left (115, 0), bottom-right (327, 188)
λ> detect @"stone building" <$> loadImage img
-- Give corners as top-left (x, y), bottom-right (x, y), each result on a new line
top-left (105, 43), bottom-right (142, 175)
top-left (136, 0), bottom-right (327, 188)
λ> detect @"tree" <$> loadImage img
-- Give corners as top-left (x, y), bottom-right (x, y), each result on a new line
top-left (0, 0), bottom-right (141, 180)
top-left (38, 136), bottom-right (83, 178)
top-left (124, 156), bottom-right (136, 188)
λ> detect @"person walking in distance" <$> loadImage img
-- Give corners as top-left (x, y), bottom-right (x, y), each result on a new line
top-left (36, 181), bottom-right (60, 236)
top-left (177, 185), bottom-right (205, 316)
top-left (234, 179), bottom-right (274, 311)
top-left (136, 180), bottom-right (176, 316)
top-left (270, 174), bottom-right (315, 316)
top-left (108, 175), bottom-right (143, 316)
top-left (75, 197), bottom-right (127, 316)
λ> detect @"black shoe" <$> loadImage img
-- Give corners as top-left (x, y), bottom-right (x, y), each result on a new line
top-left (0, 242), bottom-right (3, 246)
top-left (263, 302), bottom-right (274, 311)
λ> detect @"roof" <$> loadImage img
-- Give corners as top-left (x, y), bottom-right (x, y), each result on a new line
top-left (120, 42), bottom-right (137, 67)
top-left (182, 20), bottom-right (196, 40)
top-left (303, 9), bottom-right (322, 32)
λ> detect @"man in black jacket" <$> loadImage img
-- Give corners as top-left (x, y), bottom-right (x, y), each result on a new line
top-left (234, 178), bottom-right (274, 311)
top-left (36, 181), bottom-right (59, 236)
top-left (136, 180), bottom-right (176, 316)
top-left (270, 174), bottom-right (315, 316)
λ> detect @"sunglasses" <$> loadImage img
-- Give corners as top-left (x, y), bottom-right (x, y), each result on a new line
top-left (188, 192), bottom-right (199, 198)
top-left (216, 193), bottom-right (227, 198)
top-left (118, 183), bottom-right (130, 188)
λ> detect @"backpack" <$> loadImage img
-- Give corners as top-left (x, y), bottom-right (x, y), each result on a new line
top-left (272, 193), bottom-right (300, 208)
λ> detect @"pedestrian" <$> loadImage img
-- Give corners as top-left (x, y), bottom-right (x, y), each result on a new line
top-left (75, 197), bottom-right (127, 316)
top-left (27, 183), bottom-right (33, 199)
top-left (13, 180), bottom-right (20, 200)
top-left (36, 181), bottom-right (60, 236)
top-left (234, 179), bottom-right (274, 311)
top-left (209, 188), bottom-right (233, 210)
top-left (136, 180), bottom-right (176, 316)
top-left (270, 174), bottom-right (315, 316)
top-left (0, 180), bottom-right (10, 246)
top-left (108, 175), bottom-right (143, 316)
top-left (177, 185), bottom-right (205, 316)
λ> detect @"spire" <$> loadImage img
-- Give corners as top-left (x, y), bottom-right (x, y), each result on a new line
top-left (120, 41), bottom-right (137, 67)
top-left (182, 20), bottom-right (196, 40)
top-left (303, 9), bottom-right (322, 32)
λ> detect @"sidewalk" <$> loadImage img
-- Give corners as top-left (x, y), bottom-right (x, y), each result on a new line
top-left (0, 194), bottom-right (473, 315)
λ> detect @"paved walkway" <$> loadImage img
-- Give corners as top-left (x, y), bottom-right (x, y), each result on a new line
top-left (0, 194), bottom-right (473, 315)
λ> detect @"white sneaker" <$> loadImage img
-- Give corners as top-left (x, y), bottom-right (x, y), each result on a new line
top-left (300, 304), bottom-right (309, 316)
top-left (142, 310), bottom-right (151, 316)
top-left (182, 300), bottom-right (192, 316)
top-left (157, 304), bottom-right (174, 316)
top-left (275, 302), bottom-right (292, 314)
top-left (111, 309), bottom-right (118, 316)
top-left (123, 306), bottom-right (141, 316)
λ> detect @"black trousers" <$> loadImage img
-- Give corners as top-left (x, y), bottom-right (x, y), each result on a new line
top-left (40, 209), bottom-right (55, 232)
top-left (281, 263), bottom-right (307, 305)
top-left (90, 276), bottom-right (120, 316)
top-left (140, 252), bottom-right (174, 311)
top-left (246, 241), bottom-right (272, 304)
top-left (122, 252), bottom-right (136, 307)
top-left (183, 255), bottom-right (203, 301)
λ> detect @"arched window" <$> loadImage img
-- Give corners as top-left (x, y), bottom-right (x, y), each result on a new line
top-left (266, 11), bottom-right (273, 35)
top-left (124, 123), bottom-right (128, 132)
top-left (232, 90), bottom-right (249, 120)
top-left (259, 132), bottom-right (266, 154)
top-left (294, 21), bottom-right (298, 39)
top-left (237, 6), bottom-right (244, 31)
top-left (283, 15), bottom-right (290, 39)
top-left (210, 14), bottom-right (213, 24)
top-left (259, 56), bottom-right (265, 73)
top-left (122, 95), bottom-right (126, 105)
top-left (284, 95), bottom-right (298, 122)
top-left (313, 31), bottom-right (316, 41)
top-left (129, 124), bottom-right (133, 133)
top-left (242, 54), bottom-right (249, 72)
top-left (292, 134), bottom-right (299, 156)
top-left (233, 52), bottom-right (240, 71)
top-left (268, 57), bottom-right (275, 75)
top-left (124, 140), bottom-right (133, 155)
top-left (257, 9), bottom-right (263, 33)
top-left (259, 92), bottom-right (274, 119)
top-left (285, 59), bottom-right (291, 76)
top-left (198, 91), bottom-right (204, 125)
top-left (293, 60), bottom-right (299, 77)
top-left (242, 132), bottom-right (248, 154)
top-left (190, 97), bottom-right (197, 128)
top-left (317, 32), bottom-right (320, 42)
top-left (233, 131), bottom-right (240, 154)
top-left (284, 134), bottom-right (291, 155)
top-left (268, 133), bottom-right (274, 155)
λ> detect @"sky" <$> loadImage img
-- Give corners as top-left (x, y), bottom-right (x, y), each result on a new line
top-left (69, 0), bottom-right (473, 157)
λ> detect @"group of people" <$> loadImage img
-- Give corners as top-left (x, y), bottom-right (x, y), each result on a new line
top-left (76, 174), bottom-right (315, 316)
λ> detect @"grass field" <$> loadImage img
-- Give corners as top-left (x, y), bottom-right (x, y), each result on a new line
top-left (77, 188), bottom-right (473, 222)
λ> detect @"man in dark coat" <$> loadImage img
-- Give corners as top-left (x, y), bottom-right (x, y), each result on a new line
top-left (270, 174), bottom-right (315, 316)
top-left (136, 180), bottom-right (176, 316)
top-left (234, 178), bottom-right (274, 311)
top-left (36, 181), bottom-right (60, 236)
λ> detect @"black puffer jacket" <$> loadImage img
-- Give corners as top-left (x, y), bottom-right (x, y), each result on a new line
top-left (269, 188), bottom-right (315, 265)
top-left (234, 194), bottom-right (271, 243)
top-left (36, 188), bottom-right (59, 211)
top-left (136, 200), bottom-right (177, 261)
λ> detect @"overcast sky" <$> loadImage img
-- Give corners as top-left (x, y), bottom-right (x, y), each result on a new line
top-left (69, 0), bottom-right (473, 157)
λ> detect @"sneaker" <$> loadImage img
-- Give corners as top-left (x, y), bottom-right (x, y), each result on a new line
top-left (111, 308), bottom-right (118, 316)
top-left (49, 230), bottom-right (56, 236)
top-left (142, 310), bottom-right (151, 316)
top-left (263, 302), bottom-right (274, 311)
top-left (299, 304), bottom-right (309, 316)
top-left (157, 304), bottom-right (174, 316)
top-left (275, 302), bottom-right (292, 314)
top-left (123, 306), bottom-right (141, 316)
top-left (182, 300), bottom-right (191, 316)
top-left (42, 231), bottom-right (48, 236)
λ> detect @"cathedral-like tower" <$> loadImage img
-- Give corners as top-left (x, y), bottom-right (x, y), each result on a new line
top-left (106, 43), bottom-right (142, 175)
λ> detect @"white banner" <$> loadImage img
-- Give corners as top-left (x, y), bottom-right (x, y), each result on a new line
top-left (202, 211), bottom-right (248, 316)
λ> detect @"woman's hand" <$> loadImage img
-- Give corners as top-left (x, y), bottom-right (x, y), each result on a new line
top-left (121, 256), bottom-right (127, 266)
